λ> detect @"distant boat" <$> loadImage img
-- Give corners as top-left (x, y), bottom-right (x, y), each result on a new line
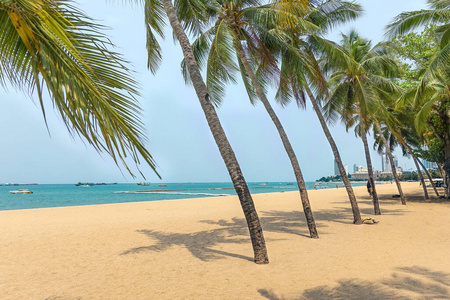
top-left (286, 183), bottom-right (294, 185)
top-left (137, 182), bottom-right (150, 186)
top-left (10, 189), bottom-right (33, 194)
top-left (158, 184), bottom-right (167, 187)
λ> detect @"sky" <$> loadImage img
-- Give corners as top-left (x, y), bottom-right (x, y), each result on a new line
top-left (0, 0), bottom-right (429, 184)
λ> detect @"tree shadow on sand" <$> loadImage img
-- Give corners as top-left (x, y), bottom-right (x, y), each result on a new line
top-left (121, 201), bottom-right (411, 262)
top-left (258, 266), bottom-right (450, 299)
top-left (121, 223), bottom-right (254, 262)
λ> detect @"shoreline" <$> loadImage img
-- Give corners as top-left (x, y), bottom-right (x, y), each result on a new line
top-left (1, 182), bottom-right (449, 299)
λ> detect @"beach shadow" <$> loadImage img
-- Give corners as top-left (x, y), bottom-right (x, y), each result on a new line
top-left (258, 266), bottom-right (450, 299)
top-left (202, 214), bottom-right (320, 239)
top-left (383, 266), bottom-right (450, 299)
top-left (121, 224), bottom-right (253, 262)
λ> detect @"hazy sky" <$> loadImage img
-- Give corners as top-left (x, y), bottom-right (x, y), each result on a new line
top-left (0, 0), bottom-right (428, 184)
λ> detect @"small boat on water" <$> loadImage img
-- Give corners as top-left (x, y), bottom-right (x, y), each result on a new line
top-left (158, 184), bottom-right (167, 187)
top-left (9, 189), bottom-right (33, 194)
top-left (137, 182), bottom-right (150, 186)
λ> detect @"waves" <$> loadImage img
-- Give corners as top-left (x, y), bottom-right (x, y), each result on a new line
top-left (115, 191), bottom-right (232, 197)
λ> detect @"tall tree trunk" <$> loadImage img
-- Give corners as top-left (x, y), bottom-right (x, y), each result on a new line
top-left (372, 117), bottom-right (406, 205)
top-left (305, 86), bottom-right (362, 224)
top-left (444, 133), bottom-right (450, 198)
top-left (417, 158), bottom-right (440, 197)
top-left (356, 100), bottom-right (380, 215)
top-left (438, 163), bottom-right (449, 198)
top-left (161, 0), bottom-right (268, 263)
top-left (234, 40), bottom-right (318, 238)
top-left (400, 138), bottom-right (429, 200)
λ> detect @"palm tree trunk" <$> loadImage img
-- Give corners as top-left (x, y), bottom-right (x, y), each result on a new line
top-left (355, 100), bottom-right (380, 215)
top-left (304, 86), bottom-right (362, 224)
top-left (444, 134), bottom-right (450, 198)
top-left (161, 0), bottom-right (268, 263)
top-left (400, 138), bottom-right (429, 200)
top-left (234, 40), bottom-right (318, 238)
top-left (417, 158), bottom-right (440, 197)
top-left (438, 163), bottom-right (449, 198)
top-left (372, 117), bottom-right (406, 205)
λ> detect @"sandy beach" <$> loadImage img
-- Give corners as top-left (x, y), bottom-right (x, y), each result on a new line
top-left (1, 182), bottom-right (449, 299)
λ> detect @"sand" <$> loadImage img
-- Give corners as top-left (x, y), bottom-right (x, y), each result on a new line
top-left (1, 182), bottom-right (449, 299)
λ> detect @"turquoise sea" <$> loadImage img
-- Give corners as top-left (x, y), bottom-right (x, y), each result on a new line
top-left (0, 182), bottom-right (365, 211)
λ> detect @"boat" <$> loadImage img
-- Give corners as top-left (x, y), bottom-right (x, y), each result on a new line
top-left (9, 189), bottom-right (33, 194)
top-left (158, 184), bottom-right (167, 187)
top-left (137, 182), bottom-right (150, 186)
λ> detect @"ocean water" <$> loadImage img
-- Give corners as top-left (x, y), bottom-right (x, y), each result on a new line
top-left (0, 182), bottom-right (364, 211)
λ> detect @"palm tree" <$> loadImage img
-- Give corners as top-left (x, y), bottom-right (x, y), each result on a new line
top-left (372, 117), bottom-right (406, 204)
top-left (183, 0), bottom-right (319, 238)
top-left (324, 31), bottom-right (401, 215)
top-left (387, 0), bottom-right (450, 197)
top-left (372, 116), bottom-right (406, 205)
top-left (269, 0), bottom-right (364, 223)
top-left (142, 0), bottom-right (269, 263)
top-left (0, 0), bottom-right (158, 177)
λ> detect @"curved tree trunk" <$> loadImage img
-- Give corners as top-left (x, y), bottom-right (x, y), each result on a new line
top-left (372, 117), bottom-right (406, 205)
top-left (400, 138), bottom-right (429, 200)
top-left (235, 40), bottom-right (318, 238)
top-left (305, 86), bottom-right (362, 224)
top-left (417, 158), bottom-right (440, 197)
top-left (356, 100), bottom-right (381, 215)
top-left (161, 0), bottom-right (269, 263)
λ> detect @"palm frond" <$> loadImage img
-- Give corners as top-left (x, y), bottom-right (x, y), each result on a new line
top-left (1, 0), bottom-right (158, 177)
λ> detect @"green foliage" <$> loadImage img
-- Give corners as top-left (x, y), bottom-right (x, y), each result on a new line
top-left (317, 174), bottom-right (343, 182)
top-left (392, 26), bottom-right (439, 90)
top-left (0, 0), bottom-right (158, 178)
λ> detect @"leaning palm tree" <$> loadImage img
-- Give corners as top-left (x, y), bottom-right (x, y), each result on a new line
top-left (182, 0), bottom-right (319, 238)
top-left (371, 117), bottom-right (407, 204)
top-left (0, 0), bottom-right (157, 177)
top-left (134, 0), bottom-right (269, 263)
top-left (387, 0), bottom-right (450, 197)
top-left (323, 31), bottom-right (401, 215)
top-left (268, 0), bottom-right (364, 223)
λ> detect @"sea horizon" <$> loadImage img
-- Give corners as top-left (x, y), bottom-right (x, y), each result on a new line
top-left (1, 181), bottom-right (366, 211)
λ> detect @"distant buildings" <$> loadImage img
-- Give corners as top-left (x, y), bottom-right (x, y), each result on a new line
top-left (381, 152), bottom-right (399, 172)
top-left (349, 153), bottom-right (402, 180)
top-left (422, 159), bottom-right (438, 170)
top-left (351, 165), bottom-right (370, 180)
top-left (333, 159), bottom-right (348, 176)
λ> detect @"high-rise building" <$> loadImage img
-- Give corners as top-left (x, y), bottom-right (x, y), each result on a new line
top-left (334, 160), bottom-right (348, 176)
top-left (381, 152), bottom-right (391, 172)
top-left (353, 164), bottom-right (358, 172)
top-left (423, 159), bottom-right (438, 170)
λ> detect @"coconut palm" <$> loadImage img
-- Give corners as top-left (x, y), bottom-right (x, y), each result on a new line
top-left (387, 0), bottom-right (450, 197)
top-left (365, 84), bottom-right (407, 204)
top-left (323, 31), bottom-right (402, 215)
top-left (267, 0), bottom-right (364, 223)
top-left (182, 0), bottom-right (320, 238)
top-left (137, 0), bottom-right (269, 263)
top-left (371, 117), bottom-right (406, 204)
top-left (0, 0), bottom-right (158, 177)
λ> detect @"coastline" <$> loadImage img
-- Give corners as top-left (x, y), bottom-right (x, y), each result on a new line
top-left (1, 182), bottom-right (449, 299)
